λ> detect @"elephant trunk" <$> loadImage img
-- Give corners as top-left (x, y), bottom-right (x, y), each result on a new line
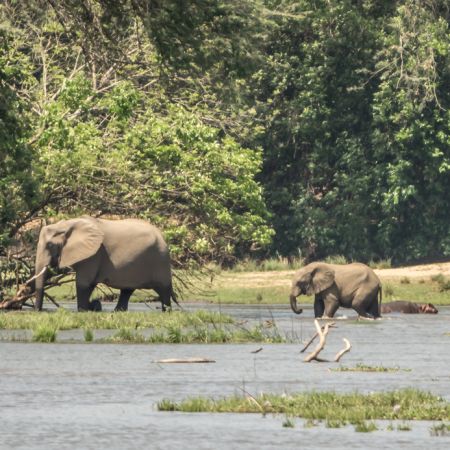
top-left (34, 254), bottom-right (49, 311)
top-left (290, 295), bottom-right (303, 314)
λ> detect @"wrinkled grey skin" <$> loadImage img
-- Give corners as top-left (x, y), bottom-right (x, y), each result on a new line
top-left (35, 217), bottom-right (176, 312)
top-left (290, 262), bottom-right (382, 318)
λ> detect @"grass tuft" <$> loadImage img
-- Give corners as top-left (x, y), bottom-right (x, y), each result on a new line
top-left (383, 283), bottom-right (395, 299)
top-left (32, 324), bottom-right (57, 342)
top-left (107, 328), bottom-right (146, 343)
top-left (324, 255), bottom-right (348, 265)
top-left (282, 416), bottom-right (295, 428)
top-left (84, 329), bottom-right (94, 342)
top-left (431, 274), bottom-right (446, 284)
top-left (368, 258), bottom-right (392, 269)
top-left (354, 421), bottom-right (378, 432)
top-left (158, 389), bottom-right (450, 421)
top-left (429, 422), bottom-right (450, 436)
top-left (331, 364), bottom-right (411, 373)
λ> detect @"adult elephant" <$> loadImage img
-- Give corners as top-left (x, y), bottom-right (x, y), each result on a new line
top-left (34, 217), bottom-right (177, 312)
top-left (289, 262), bottom-right (381, 318)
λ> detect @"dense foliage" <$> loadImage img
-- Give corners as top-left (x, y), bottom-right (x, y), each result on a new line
top-left (1, 0), bottom-right (450, 283)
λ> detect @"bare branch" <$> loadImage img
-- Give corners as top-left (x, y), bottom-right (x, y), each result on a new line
top-left (304, 319), bottom-right (334, 362)
top-left (334, 338), bottom-right (352, 362)
top-left (300, 322), bottom-right (336, 353)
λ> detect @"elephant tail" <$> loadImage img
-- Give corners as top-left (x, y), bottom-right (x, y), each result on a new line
top-left (171, 285), bottom-right (182, 310)
top-left (378, 285), bottom-right (382, 316)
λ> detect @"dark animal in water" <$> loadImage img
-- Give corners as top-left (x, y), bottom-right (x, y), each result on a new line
top-left (381, 301), bottom-right (438, 314)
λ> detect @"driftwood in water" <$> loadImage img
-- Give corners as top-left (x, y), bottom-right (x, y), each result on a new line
top-left (154, 358), bottom-right (216, 364)
top-left (304, 319), bottom-right (351, 363)
top-left (300, 322), bottom-right (337, 353)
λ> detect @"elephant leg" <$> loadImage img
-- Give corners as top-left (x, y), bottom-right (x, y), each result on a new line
top-left (314, 295), bottom-right (325, 318)
top-left (367, 297), bottom-right (380, 318)
top-left (155, 286), bottom-right (172, 312)
top-left (76, 283), bottom-right (95, 312)
top-left (115, 289), bottom-right (134, 312)
top-left (89, 299), bottom-right (102, 312)
top-left (352, 300), bottom-right (375, 319)
top-left (321, 293), bottom-right (340, 318)
top-left (353, 291), bottom-right (380, 319)
top-left (323, 301), bottom-right (339, 318)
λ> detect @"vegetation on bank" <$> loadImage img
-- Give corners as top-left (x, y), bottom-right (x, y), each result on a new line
top-left (158, 389), bottom-right (450, 421)
top-left (183, 268), bottom-right (450, 305)
top-left (0, 309), bottom-right (286, 344)
top-left (0, 309), bottom-right (233, 330)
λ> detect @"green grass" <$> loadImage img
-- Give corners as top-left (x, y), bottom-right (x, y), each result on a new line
top-left (330, 364), bottom-right (411, 373)
top-left (429, 422), bottom-right (450, 436)
top-left (228, 256), bottom-right (304, 272)
top-left (32, 324), bottom-right (57, 342)
top-left (185, 285), bottom-right (293, 305)
top-left (324, 255), bottom-right (348, 265)
top-left (0, 308), bottom-right (287, 343)
top-left (282, 416), bottom-right (295, 428)
top-left (84, 329), bottom-right (94, 342)
top-left (184, 270), bottom-right (450, 306)
top-left (368, 258), bottom-right (392, 269)
top-left (107, 328), bottom-right (147, 343)
top-left (354, 421), bottom-right (378, 432)
top-left (381, 279), bottom-right (450, 304)
top-left (157, 389), bottom-right (450, 421)
top-left (0, 309), bottom-right (233, 330)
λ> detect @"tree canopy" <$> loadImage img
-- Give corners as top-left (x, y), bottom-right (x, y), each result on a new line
top-left (1, 0), bottom-right (449, 281)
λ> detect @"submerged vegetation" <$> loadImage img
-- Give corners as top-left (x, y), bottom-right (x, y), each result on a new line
top-left (0, 309), bottom-right (285, 344)
top-left (158, 389), bottom-right (450, 421)
top-left (331, 364), bottom-right (411, 373)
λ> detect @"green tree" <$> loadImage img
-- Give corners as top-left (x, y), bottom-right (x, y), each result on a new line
top-left (371, 0), bottom-right (450, 260)
top-left (0, 26), bottom-right (38, 248)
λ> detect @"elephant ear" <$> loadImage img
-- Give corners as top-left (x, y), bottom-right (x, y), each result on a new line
top-left (59, 219), bottom-right (104, 267)
top-left (310, 264), bottom-right (335, 294)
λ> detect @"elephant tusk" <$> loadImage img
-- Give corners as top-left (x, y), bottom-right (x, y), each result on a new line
top-left (26, 265), bottom-right (48, 285)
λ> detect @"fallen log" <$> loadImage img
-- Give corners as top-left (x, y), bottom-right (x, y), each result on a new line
top-left (154, 358), bottom-right (216, 364)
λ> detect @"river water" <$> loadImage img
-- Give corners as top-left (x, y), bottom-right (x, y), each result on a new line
top-left (1, 304), bottom-right (449, 449)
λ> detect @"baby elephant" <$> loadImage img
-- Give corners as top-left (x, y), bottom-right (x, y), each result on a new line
top-left (290, 262), bottom-right (381, 318)
top-left (381, 301), bottom-right (438, 314)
